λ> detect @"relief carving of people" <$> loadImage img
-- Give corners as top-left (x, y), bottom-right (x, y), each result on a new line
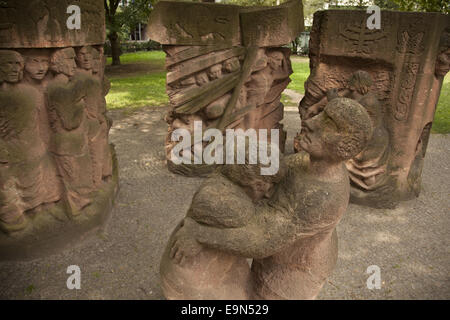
top-left (49, 47), bottom-right (77, 83)
top-left (243, 49), bottom-right (288, 129)
top-left (160, 98), bottom-right (373, 300)
top-left (331, 71), bottom-right (390, 192)
top-left (47, 49), bottom-right (95, 215)
top-left (0, 50), bottom-right (61, 232)
top-left (75, 46), bottom-right (94, 75)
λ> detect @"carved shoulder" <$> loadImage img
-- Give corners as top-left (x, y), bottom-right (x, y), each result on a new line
top-left (187, 173), bottom-right (255, 228)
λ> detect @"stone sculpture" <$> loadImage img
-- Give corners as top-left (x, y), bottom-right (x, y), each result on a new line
top-left (296, 10), bottom-right (449, 208)
top-left (148, 0), bottom-right (304, 176)
top-left (0, 0), bottom-right (117, 261)
top-left (160, 98), bottom-right (373, 300)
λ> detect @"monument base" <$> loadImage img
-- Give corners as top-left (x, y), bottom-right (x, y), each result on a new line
top-left (0, 145), bottom-right (119, 261)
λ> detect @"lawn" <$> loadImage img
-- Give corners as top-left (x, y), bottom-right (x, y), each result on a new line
top-left (106, 51), bottom-right (168, 109)
top-left (105, 51), bottom-right (449, 133)
top-left (288, 56), bottom-right (310, 94)
top-left (433, 76), bottom-right (450, 134)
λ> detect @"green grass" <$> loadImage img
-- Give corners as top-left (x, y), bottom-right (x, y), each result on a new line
top-left (107, 72), bottom-right (168, 109)
top-left (287, 56), bottom-right (310, 94)
top-left (106, 51), bottom-right (165, 66)
top-left (433, 76), bottom-right (450, 134)
top-left (106, 51), bottom-right (168, 109)
top-left (105, 51), bottom-right (449, 133)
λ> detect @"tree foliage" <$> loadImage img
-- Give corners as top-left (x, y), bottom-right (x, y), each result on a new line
top-left (389, 0), bottom-right (449, 13)
top-left (104, 0), bottom-right (156, 65)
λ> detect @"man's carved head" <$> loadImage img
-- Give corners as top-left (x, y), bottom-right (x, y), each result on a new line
top-left (0, 50), bottom-right (24, 84)
top-left (435, 48), bottom-right (449, 77)
top-left (90, 47), bottom-right (101, 74)
top-left (348, 70), bottom-right (373, 95)
top-left (76, 46), bottom-right (93, 71)
top-left (223, 57), bottom-right (240, 73)
top-left (195, 72), bottom-right (209, 86)
top-left (300, 98), bottom-right (373, 162)
top-left (207, 64), bottom-right (222, 80)
top-left (436, 30), bottom-right (449, 77)
top-left (50, 48), bottom-right (77, 77)
top-left (267, 51), bottom-right (284, 71)
top-left (23, 49), bottom-right (50, 81)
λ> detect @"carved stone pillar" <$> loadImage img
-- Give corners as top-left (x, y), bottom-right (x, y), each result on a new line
top-left (148, 0), bottom-right (304, 176)
top-left (296, 10), bottom-right (449, 208)
top-left (0, 0), bottom-right (118, 260)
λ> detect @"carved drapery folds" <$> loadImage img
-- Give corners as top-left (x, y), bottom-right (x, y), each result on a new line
top-left (297, 10), bottom-right (449, 208)
top-left (148, 0), bottom-right (304, 176)
top-left (0, 0), bottom-right (117, 260)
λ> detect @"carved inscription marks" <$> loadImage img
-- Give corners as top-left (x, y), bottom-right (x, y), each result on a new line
top-left (339, 19), bottom-right (387, 55)
top-left (394, 19), bottom-right (427, 121)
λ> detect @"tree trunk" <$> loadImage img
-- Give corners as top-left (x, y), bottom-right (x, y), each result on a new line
top-left (108, 31), bottom-right (121, 66)
top-left (291, 40), bottom-right (298, 55)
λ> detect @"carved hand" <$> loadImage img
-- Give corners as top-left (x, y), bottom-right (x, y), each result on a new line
top-left (170, 218), bottom-right (203, 265)
top-left (304, 104), bottom-right (323, 119)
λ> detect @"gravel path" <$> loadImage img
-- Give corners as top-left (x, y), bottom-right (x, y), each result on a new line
top-left (0, 106), bottom-right (448, 300)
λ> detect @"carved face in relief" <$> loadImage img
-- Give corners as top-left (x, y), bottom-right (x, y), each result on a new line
top-left (195, 72), bottom-right (209, 86)
top-left (50, 48), bottom-right (77, 77)
top-left (24, 50), bottom-right (49, 81)
top-left (267, 51), bottom-right (284, 71)
top-left (0, 50), bottom-right (24, 83)
top-left (348, 70), bottom-right (373, 96)
top-left (207, 64), bottom-right (222, 80)
top-left (76, 46), bottom-right (93, 70)
top-left (299, 98), bottom-right (372, 162)
top-left (435, 48), bottom-right (450, 77)
top-left (223, 57), bottom-right (240, 73)
top-left (90, 47), bottom-right (101, 74)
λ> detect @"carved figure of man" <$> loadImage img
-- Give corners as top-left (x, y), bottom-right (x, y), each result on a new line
top-left (22, 49), bottom-right (50, 86)
top-left (298, 71), bottom-right (390, 192)
top-left (245, 49), bottom-right (286, 128)
top-left (207, 64), bottom-right (222, 81)
top-left (223, 57), bottom-right (240, 73)
top-left (47, 74), bottom-right (95, 215)
top-left (49, 48), bottom-right (77, 83)
top-left (435, 47), bottom-right (449, 78)
top-left (0, 50), bottom-right (24, 88)
top-left (75, 46), bottom-right (93, 75)
top-left (0, 50), bottom-right (61, 232)
top-left (22, 49), bottom-right (52, 144)
top-left (162, 98), bottom-right (373, 300)
top-left (161, 145), bottom-right (286, 299)
top-left (91, 47), bottom-right (102, 77)
top-left (195, 72), bottom-right (209, 86)
top-left (329, 71), bottom-right (391, 191)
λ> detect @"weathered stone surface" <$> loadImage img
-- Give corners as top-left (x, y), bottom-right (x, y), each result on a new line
top-left (240, 0), bottom-right (304, 47)
top-left (0, 0), bottom-right (117, 260)
top-left (147, 1), bottom-right (241, 47)
top-left (148, 0), bottom-right (303, 176)
top-left (160, 98), bottom-right (373, 300)
top-left (0, 0), bottom-right (105, 48)
top-left (297, 10), bottom-right (449, 208)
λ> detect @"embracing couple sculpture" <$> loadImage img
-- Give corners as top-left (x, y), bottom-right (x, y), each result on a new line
top-left (160, 97), bottom-right (373, 300)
